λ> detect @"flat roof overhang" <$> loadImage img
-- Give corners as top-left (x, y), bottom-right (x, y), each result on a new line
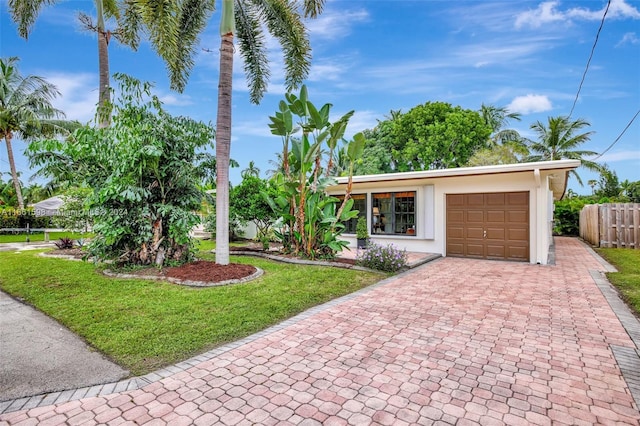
top-left (329, 160), bottom-right (580, 200)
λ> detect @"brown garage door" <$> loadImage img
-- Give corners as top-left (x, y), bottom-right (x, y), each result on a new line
top-left (446, 192), bottom-right (529, 262)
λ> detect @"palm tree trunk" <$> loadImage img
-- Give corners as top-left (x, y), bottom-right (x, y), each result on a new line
top-left (96, 0), bottom-right (110, 128)
top-left (215, 31), bottom-right (234, 266)
top-left (4, 133), bottom-right (25, 210)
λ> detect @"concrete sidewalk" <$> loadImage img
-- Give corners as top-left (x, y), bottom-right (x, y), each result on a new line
top-left (0, 291), bottom-right (128, 402)
top-left (1, 237), bottom-right (639, 424)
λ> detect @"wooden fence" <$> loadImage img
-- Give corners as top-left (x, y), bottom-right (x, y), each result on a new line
top-left (579, 203), bottom-right (640, 249)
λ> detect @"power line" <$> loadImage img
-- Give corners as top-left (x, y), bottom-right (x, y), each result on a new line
top-left (569, 0), bottom-right (611, 118)
top-left (591, 109), bottom-right (640, 161)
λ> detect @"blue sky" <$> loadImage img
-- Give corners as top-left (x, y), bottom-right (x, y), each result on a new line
top-left (1, 0), bottom-right (639, 194)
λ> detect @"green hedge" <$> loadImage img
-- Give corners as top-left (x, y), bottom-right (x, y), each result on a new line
top-left (0, 209), bottom-right (52, 230)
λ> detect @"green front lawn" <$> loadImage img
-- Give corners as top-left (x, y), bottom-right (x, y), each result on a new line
top-left (0, 248), bottom-right (381, 375)
top-left (0, 231), bottom-right (93, 243)
top-left (596, 248), bottom-right (640, 317)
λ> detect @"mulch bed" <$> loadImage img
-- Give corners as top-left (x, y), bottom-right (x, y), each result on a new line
top-left (164, 261), bottom-right (256, 282)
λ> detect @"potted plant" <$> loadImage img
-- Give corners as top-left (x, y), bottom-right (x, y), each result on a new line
top-left (356, 216), bottom-right (369, 249)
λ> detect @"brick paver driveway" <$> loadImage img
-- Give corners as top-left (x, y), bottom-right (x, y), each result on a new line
top-left (1, 237), bottom-right (639, 425)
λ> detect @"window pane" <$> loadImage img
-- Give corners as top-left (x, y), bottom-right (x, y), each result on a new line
top-left (373, 191), bottom-right (416, 235)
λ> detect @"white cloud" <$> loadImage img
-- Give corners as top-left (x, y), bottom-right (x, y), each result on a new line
top-left (515, 0), bottom-right (640, 29)
top-left (616, 32), bottom-right (640, 47)
top-left (586, 150), bottom-right (640, 163)
top-left (515, 1), bottom-right (566, 29)
top-left (507, 94), bottom-right (553, 114)
top-left (43, 72), bottom-right (98, 123)
top-left (158, 93), bottom-right (193, 107)
top-left (306, 9), bottom-right (369, 40)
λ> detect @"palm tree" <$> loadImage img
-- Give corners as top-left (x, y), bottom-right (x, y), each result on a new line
top-left (241, 161), bottom-right (260, 179)
top-left (211, 0), bottom-right (324, 265)
top-left (0, 57), bottom-right (68, 209)
top-left (526, 115), bottom-right (602, 191)
top-left (9, 0), bottom-right (122, 127)
top-left (9, 0), bottom-right (210, 127)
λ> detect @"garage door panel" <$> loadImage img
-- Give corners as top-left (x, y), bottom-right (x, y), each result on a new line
top-left (447, 210), bottom-right (465, 223)
top-left (486, 244), bottom-right (506, 259)
top-left (466, 210), bottom-right (484, 223)
top-left (467, 194), bottom-right (484, 206)
top-left (447, 242), bottom-right (464, 256)
top-left (486, 227), bottom-right (505, 240)
top-left (507, 210), bottom-right (528, 223)
top-left (486, 193), bottom-right (506, 205)
top-left (507, 228), bottom-right (528, 242)
top-left (507, 192), bottom-right (528, 206)
top-left (506, 245), bottom-right (528, 260)
top-left (447, 194), bottom-right (465, 206)
top-left (446, 192), bottom-right (529, 262)
top-left (466, 243), bottom-right (484, 257)
top-left (486, 210), bottom-right (506, 223)
top-left (466, 227), bottom-right (484, 239)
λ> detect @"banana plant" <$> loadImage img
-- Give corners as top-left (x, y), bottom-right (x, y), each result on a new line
top-left (265, 86), bottom-right (362, 258)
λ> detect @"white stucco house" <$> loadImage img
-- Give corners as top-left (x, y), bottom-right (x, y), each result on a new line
top-left (328, 160), bottom-right (580, 265)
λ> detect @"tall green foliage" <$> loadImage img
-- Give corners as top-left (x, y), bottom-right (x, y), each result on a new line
top-left (265, 86), bottom-right (364, 259)
top-left (28, 75), bottom-right (215, 266)
top-left (230, 176), bottom-right (278, 240)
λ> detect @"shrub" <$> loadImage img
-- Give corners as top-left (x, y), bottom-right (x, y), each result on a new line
top-left (356, 242), bottom-right (408, 272)
top-left (54, 237), bottom-right (74, 249)
top-left (553, 197), bottom-right (589, 236)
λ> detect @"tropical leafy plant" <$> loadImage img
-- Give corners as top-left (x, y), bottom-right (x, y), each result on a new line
top-left (54, 237), bottom-right (74, 249)
top-left (27, 74), bottom-right (215, 266)
top-left (265, 85), bottom-right (364, 259)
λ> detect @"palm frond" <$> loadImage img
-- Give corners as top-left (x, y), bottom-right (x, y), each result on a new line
top-left (235, 1), bottom-right (270, 104)
top-left (255, 0), bottom-right (311, 93)
top-left (8, 0), bottom-right (55, 39)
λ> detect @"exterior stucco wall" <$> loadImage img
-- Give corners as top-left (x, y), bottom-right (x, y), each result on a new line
top-left (330, 169), bottom-right (559, 265)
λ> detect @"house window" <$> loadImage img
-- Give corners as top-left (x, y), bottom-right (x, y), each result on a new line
top-left (337, 194), bottom-right (367, 234)
top-left (372, 191), bottom-right (416, 235)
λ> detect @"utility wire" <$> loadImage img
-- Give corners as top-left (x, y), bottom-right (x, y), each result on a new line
top-left (591, 109), bottom-right (640, 161)
top-left (569, 0), bottom-right (610, 118)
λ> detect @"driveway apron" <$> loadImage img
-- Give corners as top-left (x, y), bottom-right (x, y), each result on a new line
top-left (1, 237), bottom-right (639, 425)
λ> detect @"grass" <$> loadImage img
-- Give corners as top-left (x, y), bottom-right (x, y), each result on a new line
top-left (0, 247), bottom-right (381, 376)
top-left (0, 231), bottom-right (93, 243)
top-left (596, 248), bottom-right (640, 317)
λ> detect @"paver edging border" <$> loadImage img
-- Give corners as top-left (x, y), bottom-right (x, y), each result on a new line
top-left (102, 266), bottom-right (264, 288)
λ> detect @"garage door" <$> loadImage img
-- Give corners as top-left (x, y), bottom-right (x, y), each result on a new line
top-left (446, 192), bottom-right (529, 262)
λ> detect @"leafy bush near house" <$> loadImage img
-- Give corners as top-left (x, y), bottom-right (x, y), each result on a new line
top-left (356, 242), bottom-right (408, 272)
top-left (553, 197), bottom-right (589, 236)
top-left (27, 74), bottom-right (215, 266)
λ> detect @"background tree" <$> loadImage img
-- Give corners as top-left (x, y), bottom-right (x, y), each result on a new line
top-left (466, 145), bottom-right (520, 167)
top-left (391, 102), bottom-right (491, 171)
top-left (0, 57), bottom-right (70, 209)
top-left (241, 161), bottom-right (261, 179)
top-left (526, 116), bottom-right (601, 189)
top-left (353, 124), bottom-right (396, 175)
top-left (230, 175), bottom-right (277, 240)
top-left (467, 104), bottom-right (528, 167)
top-left (596, 164), bottom-right (621, 199)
